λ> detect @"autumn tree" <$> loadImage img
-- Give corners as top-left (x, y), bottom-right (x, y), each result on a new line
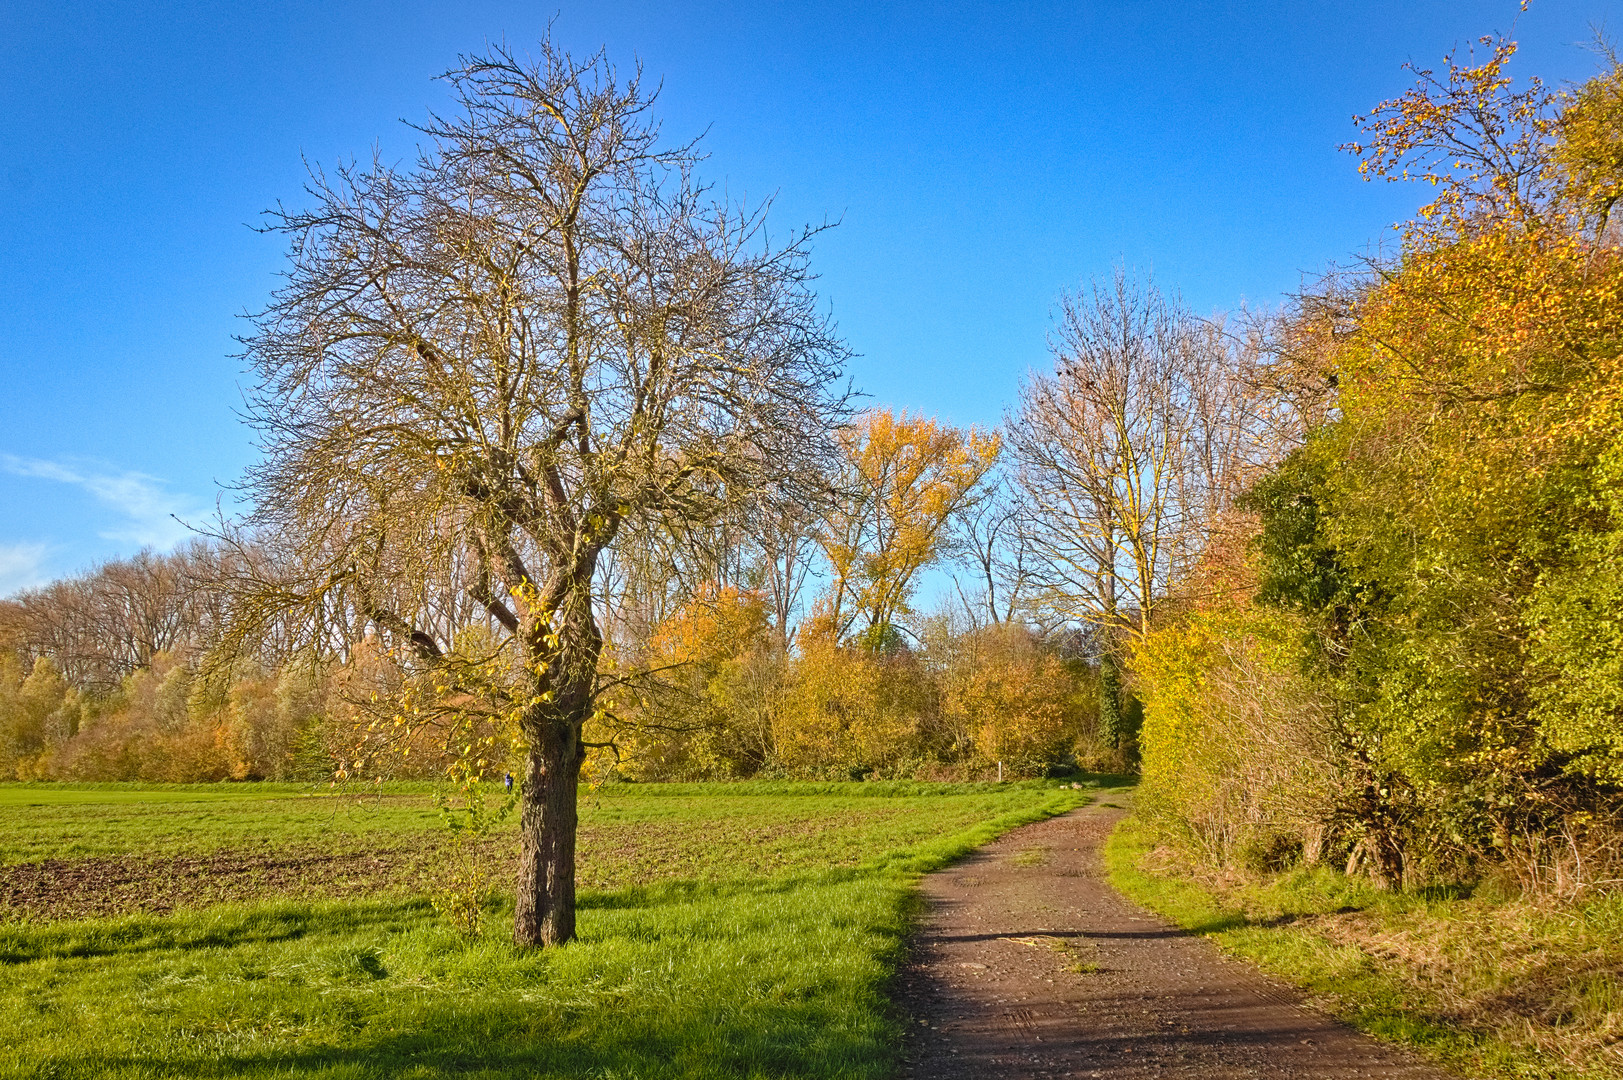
top-left (940, 622), bottom-right (1081, 776)
top-left (3, 544), bottom-right (225, 690)
top-left (776, 632), bottom-right (935, 776)
top-left (607, 583), bottom-right (775, 779)
top-left (1301, 37), bottom-right (1623, 868)
top-left (814, 409), bottom-right (999, 647)
top-left (1009, 271), bottom-right (1267, 642)
top-left (1007, 273), bottom-right (1252, 748)
top-left (1132, 36), bottom-right (1623, 888)
top-left (228, 41), bottom-right (849, 946)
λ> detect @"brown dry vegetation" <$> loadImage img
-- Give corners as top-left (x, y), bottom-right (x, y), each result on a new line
top-left (1113, 823), bottom-right (1623, 1079)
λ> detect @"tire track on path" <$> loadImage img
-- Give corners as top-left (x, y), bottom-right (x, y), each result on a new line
top-left (894, 801), bottom-right (1462, 1078)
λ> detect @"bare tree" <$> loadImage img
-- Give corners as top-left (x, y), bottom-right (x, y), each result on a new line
top-left (1008, 271), bottom-right (1320, 751)
top-left (948, 475), bottom-right (1037, 628)
top-left (230, 41), bottom-right (849, 947)
top-left (1007, 270), bottom-right (1307, 634)
top-left (3, 544), bottom-right (225, 690)
top-left (1008, 270), bottom-right (1197, 639)
top-left (750, 497), bottom-right (820, 649)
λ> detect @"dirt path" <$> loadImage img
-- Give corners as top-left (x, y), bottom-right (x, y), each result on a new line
top-left (893, 800), bottom-right (1460, 1079)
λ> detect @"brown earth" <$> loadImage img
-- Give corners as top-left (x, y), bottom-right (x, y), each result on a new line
top-left (0, 809), bottom-right (940, 922)
top-left (894, 802), bottom-right (1462, 1079)
top-left (0, 846), bottom-right (445, 920)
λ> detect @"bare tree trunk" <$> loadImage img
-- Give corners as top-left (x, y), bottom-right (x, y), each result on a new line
top-left (514, 709), bottom-right (584, 946)
top-left (513, 570), bottom-right (601, 948)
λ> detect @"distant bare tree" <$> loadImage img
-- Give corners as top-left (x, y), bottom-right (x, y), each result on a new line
top-left (2, 544), bottom-right (222, 689)
top-left (228, 40), bottom-right (848, 947)
top-left (1008, 270), bottom-right (1302, 637)
top-left (751, 497), bottom-right (820, 649)
top-left (948, 476), bottom-right (1037, 628)
top-left (1008, 271), bottom-right (1195, 639)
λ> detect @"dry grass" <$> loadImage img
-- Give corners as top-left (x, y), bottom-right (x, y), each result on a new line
top-left (1308, 897), bottom-right (1623, 1075)
top-left (1108, 818), bottom-right (1623, 1080)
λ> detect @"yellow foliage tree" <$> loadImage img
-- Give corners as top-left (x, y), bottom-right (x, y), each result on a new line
top-left (609, 584), bottom-right (775, 779)
top-left (1327, 40), bottom-right (1623, 798)
top-left (774, 635), bottom-right (934, 778)
top-left (1134, 600), bottom-right (1343, 869)
top-left (818, 409), bottom-right (1000, 645)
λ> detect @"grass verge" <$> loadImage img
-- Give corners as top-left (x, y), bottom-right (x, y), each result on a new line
top-left (1105, 815), bottom-right (1623, 1080)
top-left (0, 781), bottom-right (1089, 1079)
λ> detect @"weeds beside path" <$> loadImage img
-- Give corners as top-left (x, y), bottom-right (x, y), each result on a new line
top-left (1107, 816), bottom-right (1623, 1080)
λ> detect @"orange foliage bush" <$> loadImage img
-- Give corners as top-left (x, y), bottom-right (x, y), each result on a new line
top-left (941, 624), bottom-right (1084, 776)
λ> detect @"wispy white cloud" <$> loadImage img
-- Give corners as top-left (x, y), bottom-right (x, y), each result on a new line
top-left (0, 542), bottom-right (50, 597)
top-left (0, 455), bottom-right (199, 549)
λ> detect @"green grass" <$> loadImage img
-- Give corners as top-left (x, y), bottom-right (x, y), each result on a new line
top-left (0, 779), bottom-right (1061, 870)
top-left (1105, 815), bottom-right (1623, 1080)
top-left (0, 780), bottom-right (1091, 1079)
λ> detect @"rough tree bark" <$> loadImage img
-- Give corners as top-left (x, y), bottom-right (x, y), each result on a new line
top-left (516, 706), bottom-right (585, 945)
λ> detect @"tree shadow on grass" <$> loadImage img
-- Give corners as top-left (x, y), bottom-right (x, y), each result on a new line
top-left (60, 991), bottom-right (894, 1080)
top-left (0, 898), bottom-right (436, 965)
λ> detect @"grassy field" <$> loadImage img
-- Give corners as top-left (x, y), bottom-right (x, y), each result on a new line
top-left (0, 779), bottom-right (1090, 1079)
top-left (1105, 816), bottom-right (1623, 1080)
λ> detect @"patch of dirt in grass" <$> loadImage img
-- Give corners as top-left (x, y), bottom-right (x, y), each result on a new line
top-left (0, 846), bottom-right (446, 920)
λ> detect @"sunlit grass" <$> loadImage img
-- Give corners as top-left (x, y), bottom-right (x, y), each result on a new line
top-left (0, 780), bottom-right (1090, 1079)
top-left (1106, 815), bottom-right (1623, 1080)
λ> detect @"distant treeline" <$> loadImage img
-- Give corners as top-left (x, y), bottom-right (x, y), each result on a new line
top-left (0, 543), bottom-right (1116, 785)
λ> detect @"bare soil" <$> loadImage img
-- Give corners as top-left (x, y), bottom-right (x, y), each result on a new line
top-left (0, 846), bottom-right (445, 920)
top-left (894, 803), bottom-right (1461, 1079)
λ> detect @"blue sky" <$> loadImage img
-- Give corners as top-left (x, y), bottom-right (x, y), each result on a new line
top-left (0, 0), bottom-right (1615, 594)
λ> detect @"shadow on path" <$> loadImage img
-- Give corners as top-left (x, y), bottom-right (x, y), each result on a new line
top-left (892, 802), bottom-right (1461, 1079)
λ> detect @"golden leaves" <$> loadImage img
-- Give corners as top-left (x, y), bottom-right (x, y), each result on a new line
top-left (819, 408), bottom-right (1000, 639)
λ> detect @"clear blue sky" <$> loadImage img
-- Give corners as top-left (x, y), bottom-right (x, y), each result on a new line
top-left (0, 0), bottom-right (1615, 594)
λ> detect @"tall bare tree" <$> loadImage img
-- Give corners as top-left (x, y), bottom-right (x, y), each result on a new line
top-left (231, 41), bottom-right (848, 947)
top-left (1008, 271), bottom-right (1303, 746)
top-left (750, 497), bottom-right (820, 649)
top-left (1008, 271), bottom-right (1196, 639)
top-left (948, 476), bottom-right (1037, 629)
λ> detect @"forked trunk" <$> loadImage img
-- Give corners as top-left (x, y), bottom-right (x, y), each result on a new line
top-left (513, 715), bottom-right (583, 947)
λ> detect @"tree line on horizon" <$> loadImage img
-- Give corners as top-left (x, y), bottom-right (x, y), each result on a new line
top-left (0, 336), bottom-right (1260, 787)
top-left (1, 31), bottom-right (1619, 941)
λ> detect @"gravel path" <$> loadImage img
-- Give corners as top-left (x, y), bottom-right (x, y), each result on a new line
top-left (893, 801), bottom-right (1462, 1079)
